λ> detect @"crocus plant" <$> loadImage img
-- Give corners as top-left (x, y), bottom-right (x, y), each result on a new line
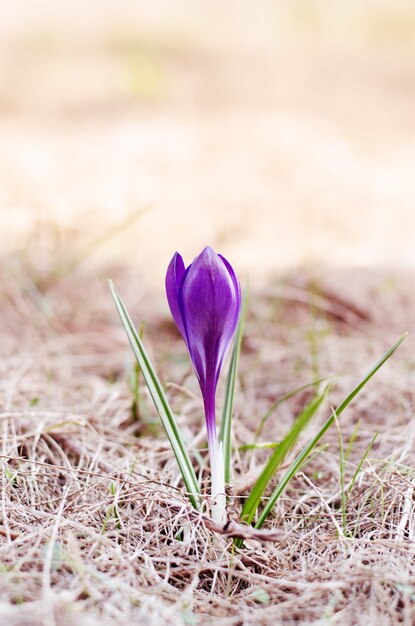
top-left (166, 247), bottom-right (241, 522)
top-left (109, 247), bottom-right (404, 540)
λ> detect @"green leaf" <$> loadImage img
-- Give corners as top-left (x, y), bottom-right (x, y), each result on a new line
top-left (254, 333), bottom-right (406, 529)
top-left (347, 432), bottom-right (378, 499)
top-left (250, 587), bottom-right (271, 605)
top-left (240, 386), bottom-right (329, 528)
top-left (219, 290), bottom-right (248, 484)
top-left (255, 375), bottom-right (336, 441)
top-left (238, 441), bottom-right (280, 452)
top-left (109, 280), bottom-right (200, 509)
top-left (130, 321), bottom-right (145, 423)
top-left (344, 419), bottom-right (362, 461)
top-left (334, 408), bottom-right (347, 535)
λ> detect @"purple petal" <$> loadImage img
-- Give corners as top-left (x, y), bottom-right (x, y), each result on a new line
top-left (218, 253), bottom-right (242, 324)
top-left (165, 252), bottom-right (186, 339)
top-left (180, 247), bottom-right (241, 424)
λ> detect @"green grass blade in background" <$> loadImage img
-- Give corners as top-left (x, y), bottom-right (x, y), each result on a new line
top-left (240, 386), bottom-right (330, 527)
top-left (109, 281), bottom-right (200, 509)
top-left (130, 321), bottom-right (145, 422)
top-left (334, 409), bottom-right (347, 535)
top-left (347, 432), bottom-right (378, 499)
top-left (238, 441), bottom-right (280, 452)
top-left (219, 291), bottom-right (248, 484)
top-left (254, 334), bottom-right (406, 529)
top-left (255, 375), bottom-right (336, 441)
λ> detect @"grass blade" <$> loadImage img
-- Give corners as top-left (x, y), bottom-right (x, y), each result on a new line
top-left (219, 291), bottom-right (248, 484)
top-left (347, 432), bottom-right (378, 499)
top-left (255, 375), bottom-right (336, 441)
top-left (344, 419), bottom-right (362, 462)
top-left (240, 386), bottom-right (330, 527)
top-left (109, 280), bottom-right (200, 509)
top-left (239, 442), bottom-right (280, 452)
top-left (254, 333), bottom-right (406, 529)
top-left (333, 409), bottom-right (347, 535)
top-left (130, 321), bottom-right (145, 422)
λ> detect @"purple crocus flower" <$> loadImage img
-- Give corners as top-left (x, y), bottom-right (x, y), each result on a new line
top-left (166, 246), bottom-right (241, 522)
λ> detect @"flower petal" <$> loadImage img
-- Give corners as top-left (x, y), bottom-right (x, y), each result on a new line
top-left (218, 253), bottom-right (242, 327)
top-left (180, 247), bottom-right (240, 398)
top-left (165, 252), bottom-right (186, 339)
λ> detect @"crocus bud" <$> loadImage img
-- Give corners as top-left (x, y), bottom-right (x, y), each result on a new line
top-left (166, 246), bottom-right (241, 522)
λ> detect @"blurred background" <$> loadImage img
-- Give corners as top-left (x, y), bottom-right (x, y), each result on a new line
top-left (1, 0), bottom-right (415, 289)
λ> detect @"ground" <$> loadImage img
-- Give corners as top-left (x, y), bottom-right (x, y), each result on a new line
top-left (1, 258), bottom-right (414, 625)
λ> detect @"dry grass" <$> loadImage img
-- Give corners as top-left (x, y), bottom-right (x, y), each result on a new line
top-left (1, 3), bottom-right (415, 624)
top-left (1, 254), bottom-right (414, 626)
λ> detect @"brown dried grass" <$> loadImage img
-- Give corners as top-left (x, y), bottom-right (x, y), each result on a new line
top-left (1, 255), bottom-right (414, 626)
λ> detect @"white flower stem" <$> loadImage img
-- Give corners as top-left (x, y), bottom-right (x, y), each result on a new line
top-left (208, 436), bottom-right (226, 524)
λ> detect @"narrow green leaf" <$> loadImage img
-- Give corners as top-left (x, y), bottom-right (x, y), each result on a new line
top-left (347, 432), bottom-right (378, 499)
top-left (219, 290), bottom-right (248, 484)
top-left (130, 321), bottom-right (145, 422)
top-left (240, 386), bottom-right (329, 526)
top-left (254, 333), bottom-right (406, 529)
top-left (334, 409), bottom-right (347, 535)
top-left (255, 375), bottom-right (336, 441)
top-left (344, 419), bottom-right (362, 461)
top-left (239, 441), bottom-right (280, 452)
top-left (109, 280), bottom-right (200, 509)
